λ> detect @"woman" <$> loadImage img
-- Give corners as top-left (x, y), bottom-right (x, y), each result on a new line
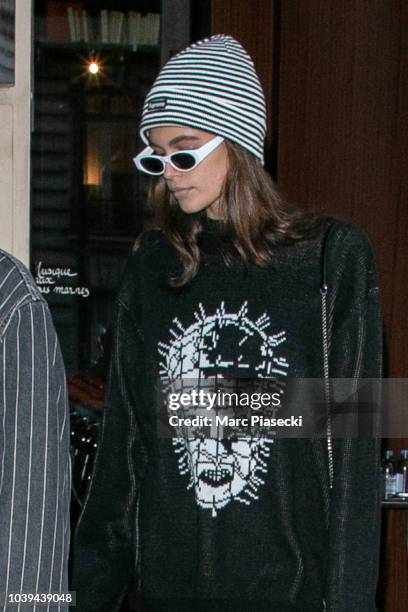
top-left (71, 35), bottom-right (382, 612)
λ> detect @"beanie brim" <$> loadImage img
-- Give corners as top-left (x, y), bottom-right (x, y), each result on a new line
top-left (140, 90), bottom-right (265, 164)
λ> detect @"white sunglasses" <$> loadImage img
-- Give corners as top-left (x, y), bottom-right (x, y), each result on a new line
top-left (133, 135), bottom-right (225, 176)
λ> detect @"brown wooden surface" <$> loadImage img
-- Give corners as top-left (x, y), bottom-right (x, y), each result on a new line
top-left (213, 1), bottom-right (408, 610)
top-left (277, 2), bottom-right (408, 610)
top-left (277, 1), bottom-right (406, 356)
top-left (211, 0), bottom-right (275, 161)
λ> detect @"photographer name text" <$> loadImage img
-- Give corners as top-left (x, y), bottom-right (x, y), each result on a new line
top-left (168, 414), bottom-right (303, 428)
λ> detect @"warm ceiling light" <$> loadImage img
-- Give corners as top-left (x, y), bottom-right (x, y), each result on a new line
top-left (88, 61), bottom-right (100, 75)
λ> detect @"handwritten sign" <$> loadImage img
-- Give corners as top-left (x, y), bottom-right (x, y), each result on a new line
top-left (35, 261), bottom-right (91, 298)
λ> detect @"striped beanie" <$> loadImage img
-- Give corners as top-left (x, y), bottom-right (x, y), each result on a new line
top-left (139, 34), bottom-right (267, 163)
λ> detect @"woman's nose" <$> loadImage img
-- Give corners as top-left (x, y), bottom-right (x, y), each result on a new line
top-left (163, 161), bottom-right (180, 179)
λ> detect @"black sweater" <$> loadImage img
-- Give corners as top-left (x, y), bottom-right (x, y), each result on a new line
top-left (71, 216), bottom-right (383, 612)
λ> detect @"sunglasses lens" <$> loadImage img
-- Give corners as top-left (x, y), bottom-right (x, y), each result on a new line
top-left (140, 157), bottom-right (165, 174)
top-left (171, 152), bottom-right (196, 170)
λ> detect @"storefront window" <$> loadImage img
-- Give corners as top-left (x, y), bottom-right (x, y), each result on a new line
top-left (31, 0), bottom-right (161, 517)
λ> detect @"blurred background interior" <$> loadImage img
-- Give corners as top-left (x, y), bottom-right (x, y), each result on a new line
top-left (0, 1), bottom-right (406, 609)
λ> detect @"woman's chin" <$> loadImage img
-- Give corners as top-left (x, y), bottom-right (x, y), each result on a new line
top-left (178, 199), bottom-right (221, 218)
top-left (178, 201), bottom-right (207, 215)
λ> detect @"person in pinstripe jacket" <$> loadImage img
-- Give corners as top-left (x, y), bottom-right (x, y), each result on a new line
top-left (0, 249), bottom-right (71, 611)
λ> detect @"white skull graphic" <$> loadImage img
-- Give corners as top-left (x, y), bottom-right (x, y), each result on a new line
top-left (158, 301), bottom-right (289, 517)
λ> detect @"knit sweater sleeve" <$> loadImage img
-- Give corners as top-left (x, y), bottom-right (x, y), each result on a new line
top-left (324, 222), bottom-right (383, 612)
top-left (70, 253), bottom-right (147, 612)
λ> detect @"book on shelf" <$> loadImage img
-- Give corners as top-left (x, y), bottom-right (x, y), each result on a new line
top-left (81, 10), bottom-right (89, 43)
top-left (46, 4), bottom-right (160, 48)
top-left (151, 13), bottom-right (160, 45)
top-left (46, 1), bottom-right (82, 44)
top-left (110, 11), bottom-right (124, 45)
top-left (100, 9), bottom-right (109, 43)
top-left (128, 12), bottom-right (160, 49)
top-left (127, 11), bottom-right (141, 50)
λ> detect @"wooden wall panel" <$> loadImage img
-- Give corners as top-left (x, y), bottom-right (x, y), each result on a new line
top-left (381, 2), bottom-right (408, 602)
top-left (277, 1), bottom-right (404, 349)
top-left (380, 509), bottom-right (408, 611)
top-left (388, 0), bottom-right (408, 378)
top-left (211, 0), bottom-right (276, 161)
top-left (276, 2), bottom-right (407, 610)
top-left (213, 1), bottom-right (407, 610)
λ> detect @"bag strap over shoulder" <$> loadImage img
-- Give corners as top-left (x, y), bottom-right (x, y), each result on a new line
top-left (320, 222), bottom-right (336, 490)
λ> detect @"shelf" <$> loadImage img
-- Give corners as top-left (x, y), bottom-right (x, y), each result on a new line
top-left (35, 39), bottom-right (159, 54)
top-left (381, 499), bottom-right (408, 510)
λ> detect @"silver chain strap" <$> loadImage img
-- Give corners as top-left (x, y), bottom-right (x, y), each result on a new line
top-left (321, 282), bottom-right (334, 490)
top-left (320, 222), bottom-right (335, 612)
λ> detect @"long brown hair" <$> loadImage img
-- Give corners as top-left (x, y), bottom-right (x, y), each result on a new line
top-left (135, 140), bottom-right (325, 288)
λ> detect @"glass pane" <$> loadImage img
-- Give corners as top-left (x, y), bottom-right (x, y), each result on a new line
top-left (0, 0), bottom-right (15, 84)
top-left (31, 0), bottom-right (161, 519)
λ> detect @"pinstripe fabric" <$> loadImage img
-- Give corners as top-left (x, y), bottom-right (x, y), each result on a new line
top-left (0, 251), bottom-right (70, 612)
top-left (139, 35), bottom-right (267, 162)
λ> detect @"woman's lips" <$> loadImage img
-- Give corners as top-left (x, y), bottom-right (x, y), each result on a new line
top-left (173, 188), bottom-right (192, 198)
